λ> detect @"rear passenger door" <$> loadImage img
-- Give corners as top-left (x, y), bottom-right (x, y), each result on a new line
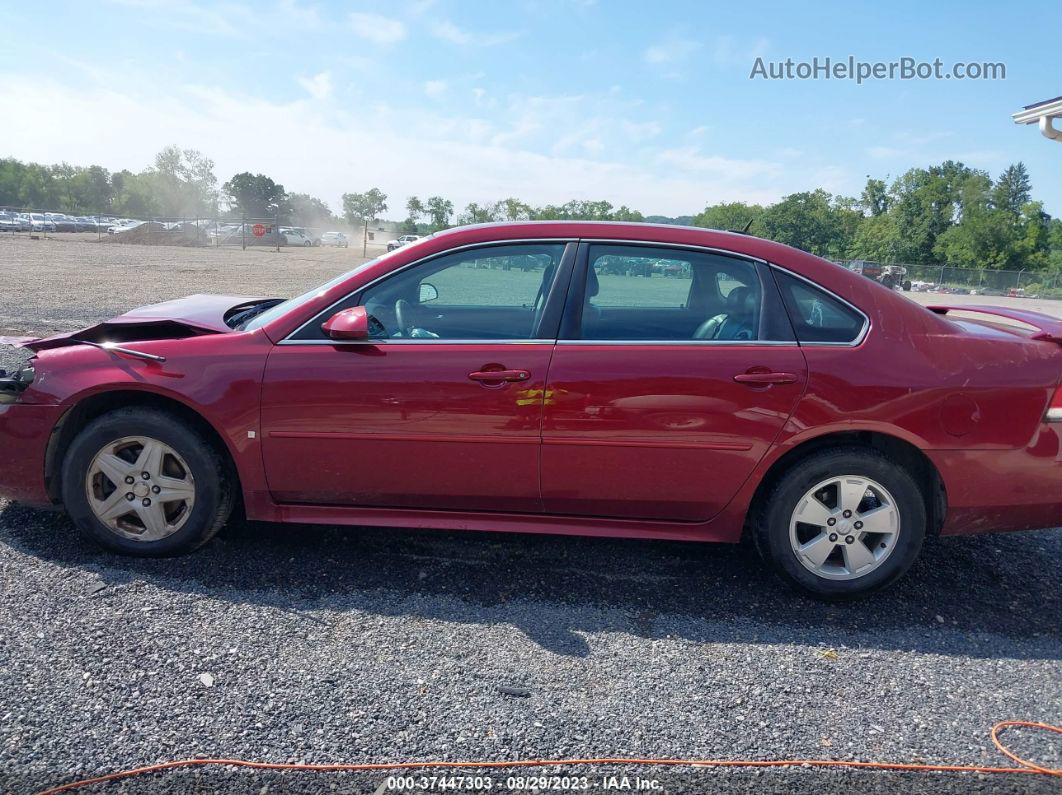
top-left (540, 242), bottom-right (808, 522)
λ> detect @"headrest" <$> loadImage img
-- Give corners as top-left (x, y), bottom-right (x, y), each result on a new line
top-left (727, 285), bottom-right (754, 315)
top-left (585, 264), bottom-right (600, 298)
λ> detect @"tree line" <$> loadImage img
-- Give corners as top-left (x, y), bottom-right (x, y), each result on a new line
top-left (1, 147), bottom-right (1058, 272)
top-left (693, 161), bottom-right (1060, 272)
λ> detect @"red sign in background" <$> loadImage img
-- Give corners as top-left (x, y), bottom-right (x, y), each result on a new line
top-left (252, 223), bottom-right (266, 238)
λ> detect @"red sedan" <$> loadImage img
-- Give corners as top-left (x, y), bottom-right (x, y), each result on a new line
top-left (2, 222), bottom-right (1060, 598)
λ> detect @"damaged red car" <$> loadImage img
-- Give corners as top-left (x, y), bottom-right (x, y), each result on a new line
top-left (2, 221), bottom-right (1060, 598)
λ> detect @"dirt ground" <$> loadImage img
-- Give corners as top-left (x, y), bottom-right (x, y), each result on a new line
top-left (0, 235), bottom-right (380, 339)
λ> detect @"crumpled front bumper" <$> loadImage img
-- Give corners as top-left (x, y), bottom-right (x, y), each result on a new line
top-left (0, 402), bottom-right (64, 507)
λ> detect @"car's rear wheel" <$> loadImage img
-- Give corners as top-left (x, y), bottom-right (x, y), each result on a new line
top-left (752, 446), bottom-right (926, 599)
top-left (61, 408), bottom-right (235, 556)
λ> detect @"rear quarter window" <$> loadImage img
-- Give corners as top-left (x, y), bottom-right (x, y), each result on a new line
top-left (774, 270), bottom-right (866, 344)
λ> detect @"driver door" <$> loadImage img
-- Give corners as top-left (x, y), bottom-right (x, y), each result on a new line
top-left (259, 241), bottom-right (574, 512)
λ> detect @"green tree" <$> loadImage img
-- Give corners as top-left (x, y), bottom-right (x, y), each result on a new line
top-left (692, 201), bottom-right (765, 234)
top-left (222, 172), bottom-right (288, 218)
top-left (500, 197), bottom-right (531, 221)
top-left (759, 190), bottom-right (841, 256)
top-left (457, 201), bottom-right (499, 225)
top-left (425, 196), bottom-right (454, 230)
top-left (859, 178), bottom-right (889, 216)
top-left (152, 146), bottom-right (217, 216)
top-left (992, 162), bottom-right (1032, 216)
top-left (405, 195), bottom-right (425, 221)
top-left (611, 205), bottom-right (645, 222)
top-left (849, 212), bottom-right (902, 262)
top-left (342, 187), bottom-right (388, 255)
top-left (287, 192), bottom-right (336, 228)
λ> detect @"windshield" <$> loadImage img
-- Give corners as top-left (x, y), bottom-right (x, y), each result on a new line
top-left (242, 257), bottom-right (384, 331)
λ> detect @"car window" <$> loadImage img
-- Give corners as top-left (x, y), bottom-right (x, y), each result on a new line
top-left (773, 270), bottom-right (866, 344)
top-left (576, 244), bottom-right (764, 342)
top-left (290, 243), bottom-right (567, 341)
top-left (360, 243), bottom-right (565, 339)
top-left (425, 250), bottom-right (559, 307)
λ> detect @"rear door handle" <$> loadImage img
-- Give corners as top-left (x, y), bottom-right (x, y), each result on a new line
top-left (468, 369), bottom-right (531, 383)
top-left (733, 371), bottom-right (798, 385)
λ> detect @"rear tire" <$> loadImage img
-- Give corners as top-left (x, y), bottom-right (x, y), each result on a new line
top-left (61, 408), bottom-right (235, 556)
top-left (752, 446), bottom-right (925, 599)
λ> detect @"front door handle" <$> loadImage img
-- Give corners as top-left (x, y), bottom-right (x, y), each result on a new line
top-left (468, 369), bottom-right (531, 383)
top-left (733, 371), bottom-right (798, 385)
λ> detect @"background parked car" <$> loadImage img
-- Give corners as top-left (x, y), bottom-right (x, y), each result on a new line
top-left (387, 234), bottom-right (420, 251)
top-left (27, 213), bottom-right (56, 232)
top-left (281, 228), bottom-right (314, 247)
top-left (320, 231), bottom-right (349, 247)
top-left (108, 220), bottom-right (145, 235)
top-left (0, 211), bottom-right (21, 232)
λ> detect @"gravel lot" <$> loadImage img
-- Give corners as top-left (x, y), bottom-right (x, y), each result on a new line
top-left (0, 236), bottom-right (1059, 793)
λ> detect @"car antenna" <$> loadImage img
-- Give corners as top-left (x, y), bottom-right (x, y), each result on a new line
top-left (728, 219), bottom-right (755, 235)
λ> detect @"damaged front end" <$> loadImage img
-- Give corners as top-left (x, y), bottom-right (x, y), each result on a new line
top-left (0, 362), bottom-right (35, 404)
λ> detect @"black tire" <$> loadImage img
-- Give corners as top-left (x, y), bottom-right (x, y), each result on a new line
top-left (751, 446), bottom-right (926, 600)
top-left (60, 407), bottom-right (235, 556)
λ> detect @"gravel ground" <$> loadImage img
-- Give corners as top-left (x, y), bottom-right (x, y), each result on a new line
top-left (0, 236), bottom-right (1060, 793)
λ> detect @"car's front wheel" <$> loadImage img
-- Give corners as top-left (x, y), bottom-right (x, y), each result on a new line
top-left (752, 446), bottom-right (926, 599)
top-left (61, 408), bottom-right (235, 556)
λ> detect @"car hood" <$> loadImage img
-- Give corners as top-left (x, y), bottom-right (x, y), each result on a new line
top-left (9, 294), bottom-right (273, 352)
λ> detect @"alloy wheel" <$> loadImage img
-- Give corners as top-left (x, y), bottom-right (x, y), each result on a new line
top-left (788, 475), bottom-right (900, 580)
top-left (84, 436), bottom-right (196, 541)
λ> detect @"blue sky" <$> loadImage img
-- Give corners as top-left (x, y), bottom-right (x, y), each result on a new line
top-left (1, 0), bottom-right (1059, 217)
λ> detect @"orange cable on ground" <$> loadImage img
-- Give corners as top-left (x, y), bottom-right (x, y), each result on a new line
top-left (35, 719), bottom-right (1060, 794)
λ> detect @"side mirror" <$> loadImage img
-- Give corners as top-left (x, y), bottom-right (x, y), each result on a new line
top-left (418, 282), bottom-right (438, 303)
top-left (322, 306), bottom-right (370, 341)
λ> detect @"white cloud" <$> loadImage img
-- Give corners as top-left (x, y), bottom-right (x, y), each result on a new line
top-left (297, 71), bottom-right (332, 100)
top-left (867, 146), bottom-right (904, 159)
top-left (348, 11), bottom-right (406, 44)
top-left (424, 80), bottom-right (447, 99)
top-left (276, 0), bottom-right (321, 28)
top-left (106, 0), bottom-right (251, 37)
top-left (431, 19), bottom-right (519, 46)
top-left (711, 34), bottom-right (769, 66)
top-left (655, 147), bottom-right (782, 181)
top-left (0, 74), bottom-right (833, 216)
top-left (644, 37), bottom-right (700, 65)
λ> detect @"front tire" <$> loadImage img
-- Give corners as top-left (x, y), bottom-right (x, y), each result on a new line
top-left (61, 408), bottom-right (235, 556)
top-left (752, 446), bottom-right (926, 599)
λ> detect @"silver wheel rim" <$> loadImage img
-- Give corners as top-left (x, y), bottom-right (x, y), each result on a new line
top-left (789, 475), bottom-right (900, 581)
top-left (84, 436), bottom-right (196, 542)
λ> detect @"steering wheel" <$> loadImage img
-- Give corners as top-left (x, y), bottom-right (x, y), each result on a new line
top-left (394, 299), bottom-right (413, 336)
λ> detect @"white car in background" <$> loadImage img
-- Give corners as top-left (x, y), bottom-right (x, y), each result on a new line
top-left (281, 229), bottom-right (314, 247)
top-left (320, 231), bottom-right (349, 247)
top-left (387, 234), bottom-right (420, 251)
top-left (27, 213), bottom-right (56, 232)
top-left (108, 220), bottom-right (145, 235)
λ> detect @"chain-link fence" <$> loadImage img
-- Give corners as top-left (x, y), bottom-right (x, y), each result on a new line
top-left (0, 208), bottom-right (354, 250)
top-left (837, 260), bottom-right (1062, 299)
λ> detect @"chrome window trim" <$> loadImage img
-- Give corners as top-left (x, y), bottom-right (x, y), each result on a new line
top-left (581, 238), bottom-right (767, 265)
top-left (555, 339), bottom-right (800, 347)
top-left (277, 338), bottom-right (557, 346)
top-left (766, 262), bottom-right (871, 347)
top-left (284, 238), bottom-right (577, 342)
top-left (281, 236), bottom-right (869, 348)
